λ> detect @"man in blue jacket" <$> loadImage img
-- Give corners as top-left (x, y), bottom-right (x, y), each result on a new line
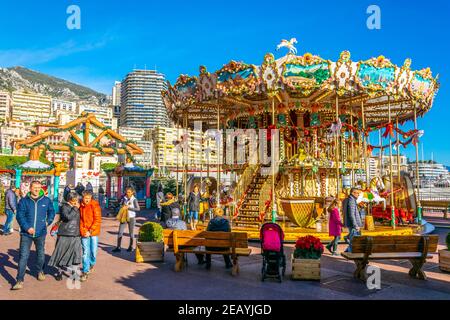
top-left (12, 181), bottom-right (55, 290)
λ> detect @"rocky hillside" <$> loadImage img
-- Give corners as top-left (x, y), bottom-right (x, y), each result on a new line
top-left (0, 66), bottom-right (107, 103)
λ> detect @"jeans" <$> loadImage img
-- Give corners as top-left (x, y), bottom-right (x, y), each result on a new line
top-left (98, 195), bottom-right (105, 208)
top-left (156, 208), bottom-right (162, 220)
top-left (17, 234), bottom-right (46, 282)
top-left (3, 209), bottom-right (15, 233)
top-left (188, 211), bottom-right (199, 222)
top-left (81, 236), bottom-right (98, 273)
top-left (205, 254), bottom-right (232, 267)
top-left (345, 228), bottom-right (360, 253)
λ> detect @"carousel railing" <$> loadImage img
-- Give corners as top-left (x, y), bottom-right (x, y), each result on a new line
top-left (232, 163), bottom-right (259, 219)
top-left (259, 176), bottom-right (272, 221)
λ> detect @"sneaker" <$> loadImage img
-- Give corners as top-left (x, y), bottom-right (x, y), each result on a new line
top-left (127, 246), bottom-right (133, 252)
top-left (80, 273), bottom-right (88, 282)
top-left (325, 244), bottom-right (333, 255)
top-left (112, 247), bottom-right (121, 253)
top-left (37, 272), bottom-right (46, 281)
top-left (11, 281), bottom-right (23, 290)
top-left (55, 272), bottom-right (63, 281)
top-left (10, 228), bottom-right (14, 233)
top-left (3, 232), bottom-right (11, 236)
top-left (89, 266), bottom-right (95, 274)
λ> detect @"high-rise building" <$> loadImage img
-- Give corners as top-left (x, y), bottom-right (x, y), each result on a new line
top-left (112, 81), bottom-right (121, 107)
top-left (120, 70), bottom-right (170, 129)
top-left (0, 91), bottom-right (12, 122)
top-left (11, 91), bottom-right (52, 124)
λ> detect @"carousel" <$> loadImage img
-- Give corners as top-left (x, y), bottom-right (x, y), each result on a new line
top-left (162, 39), bottom-right (439, 240)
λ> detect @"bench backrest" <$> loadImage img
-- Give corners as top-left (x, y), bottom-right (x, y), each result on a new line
top-left (351, 235), bottom-right (439, 255)
top-left (163, 229), bottom-right (249, 251)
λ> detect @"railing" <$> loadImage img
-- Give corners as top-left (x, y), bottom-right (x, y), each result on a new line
top-left (232, 163), bottom-right (259, 218)
top-left (259, 176), bottom-right (272, 221)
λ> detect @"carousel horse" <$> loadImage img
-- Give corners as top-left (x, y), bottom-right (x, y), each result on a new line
top-left (276, 38), bottom-right (298, 54)
top-left (358, 176), bottom-right (387, 210)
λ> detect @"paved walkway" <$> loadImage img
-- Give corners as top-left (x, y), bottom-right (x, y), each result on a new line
top-left (0, 210), bottom-right (449, 300)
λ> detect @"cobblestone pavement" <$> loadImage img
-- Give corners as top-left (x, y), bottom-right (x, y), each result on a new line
top-left (0, 210), bottom-right (449, 300)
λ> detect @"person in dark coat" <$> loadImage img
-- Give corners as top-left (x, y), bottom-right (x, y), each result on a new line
top-left (204, 207), bottom-right (233, 270)
top-left (75, 183), bottom-right (85, 196)
top-left (48, 191), bottom-right (82, 281)
top-left (85, 182), bottom-right (94, 193)
top-left (160, 193), bottom-right (180, 223)
top-left (3, 186), bottom-right (18, 235)
top-left (63, 184), bottom-right (75, 202)
top-left (343, 188), bottom-right (363, 253)
top-left (187, 185), bottom-right (202, 230)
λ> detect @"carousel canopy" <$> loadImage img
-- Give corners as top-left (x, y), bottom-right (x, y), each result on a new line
top-left (163, 47), bottom-right (439, 128)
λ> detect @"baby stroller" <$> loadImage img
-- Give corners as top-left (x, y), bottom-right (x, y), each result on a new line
top-left (260, 222), bottom-right (286, 282)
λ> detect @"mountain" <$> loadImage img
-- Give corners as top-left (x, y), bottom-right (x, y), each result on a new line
top-left (0, 66), bottom-right (107, 104)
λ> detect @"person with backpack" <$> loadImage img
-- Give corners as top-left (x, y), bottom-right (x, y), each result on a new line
top-left (343, 188), bottom-right (363, 253)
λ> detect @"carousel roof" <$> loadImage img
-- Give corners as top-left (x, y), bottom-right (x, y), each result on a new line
top-left (163, 48), bottom-right (439, 127)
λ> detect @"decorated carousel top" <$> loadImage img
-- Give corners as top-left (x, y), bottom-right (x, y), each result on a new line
top-left (163, 39), bottom-right (439, 127)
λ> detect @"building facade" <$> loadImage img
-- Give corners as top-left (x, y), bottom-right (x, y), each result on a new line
top-left (0, 91), bottom-right (12, 122)
top-left (120, 70), bottom-right (170, 129)
top-left (118, 126), bottom-right (153, 167)
top-left (77, 103), bottom-right (114, 128)
top-left (0, 120), bottom-right (30, 154)
top-left (11, 91), bottom-right (52, 124)
top-left (51, 99), bottom-right (77, 115)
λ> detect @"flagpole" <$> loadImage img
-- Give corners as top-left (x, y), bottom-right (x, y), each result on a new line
top-left (388, 97), bottom-right (395, 229)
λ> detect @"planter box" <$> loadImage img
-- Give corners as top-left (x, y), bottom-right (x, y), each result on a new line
top-left (439, 249), bottom-right (450, 272)
top-left (291, 256), bottom-right (321, 280)
top-left (136, 241), bottom-right (164, 263)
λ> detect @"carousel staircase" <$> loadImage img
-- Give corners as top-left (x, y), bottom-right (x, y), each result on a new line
top-left (233, 171), bottom-right (269, 228)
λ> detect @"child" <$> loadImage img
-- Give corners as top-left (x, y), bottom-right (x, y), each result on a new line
top-left (326, 199), bottom-right (344, 256)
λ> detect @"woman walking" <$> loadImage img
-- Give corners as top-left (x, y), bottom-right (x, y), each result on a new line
top-left (48, 191), bottom-right (82, 281)
top-left (156, 185), bottom-right (165, 221)
top-left (187, 184), bottom-right (202, 230)
top-left (112, 187), bottom-right (140, 253)
top-left (326, 198), bottom-right (344, 256)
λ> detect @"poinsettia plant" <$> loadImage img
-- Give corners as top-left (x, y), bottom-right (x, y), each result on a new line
top-left (293, 236), bottom-right (324, 259)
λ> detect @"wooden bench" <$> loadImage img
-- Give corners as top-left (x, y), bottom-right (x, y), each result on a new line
top-left (163, 229), bottom-right (252, 275)
top-left (341, 235), bottom-right (439, 281)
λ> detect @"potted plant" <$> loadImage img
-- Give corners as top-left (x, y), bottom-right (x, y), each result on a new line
top-left (291, 235), bottom-right (324, 280)
top-left (136, 222), bottom-right (164, 263)
top-left (439, 232), bottom-right (450, 272)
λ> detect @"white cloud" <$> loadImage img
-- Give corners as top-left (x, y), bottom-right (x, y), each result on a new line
top-left (0, 39), bottom-right (107, 67)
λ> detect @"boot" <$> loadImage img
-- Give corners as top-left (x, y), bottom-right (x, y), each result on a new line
top-left (127, 238), bottom-right (133, 252)
top-left (112, 237), bottom-right (122, 252)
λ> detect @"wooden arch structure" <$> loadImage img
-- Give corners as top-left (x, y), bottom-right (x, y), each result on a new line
top-left (15, 112), bottom-right (144, 161)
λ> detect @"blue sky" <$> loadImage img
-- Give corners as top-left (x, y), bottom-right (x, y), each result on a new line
top-left (0, 0), bottom-right (449, 164)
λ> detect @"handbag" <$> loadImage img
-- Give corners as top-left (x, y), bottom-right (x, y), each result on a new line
top-left (116, 206), bottom-right (129, 223)
top-left (50, 221), bottom-right (61, 237)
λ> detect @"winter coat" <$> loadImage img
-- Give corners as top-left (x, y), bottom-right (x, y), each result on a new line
top-left (16, 194), bottom-right (56, 238)
top-left (79, 199), bottom-right (102, 237)
top-left (206, 216), bottom-right (231, 251)
top-left (166, 218), bottom-right (187, 230)
top-left (328, 207), bottom-right (344, 237)
top-left (187, 192), bottom-right (201, 212)
top-left (161, 198), bottom-right (180, 222)
top-left (85, 183), bottom-right (94, 192)
top-left (57, 203), bottom-right (80, 237)
top-left (343, 195), bottom-right (363, 229)
top-left (5, 188), bottom-right (17, 212)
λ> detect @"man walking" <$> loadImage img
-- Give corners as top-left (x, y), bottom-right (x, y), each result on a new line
top-left (3, 185), bottom-right (18, 235)
top-left (343, 188), bottom-right (363, 253)
top-left (12, 181), bottom-right (55, 290)
top-left (79, 190), bottom-right (101, 282)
